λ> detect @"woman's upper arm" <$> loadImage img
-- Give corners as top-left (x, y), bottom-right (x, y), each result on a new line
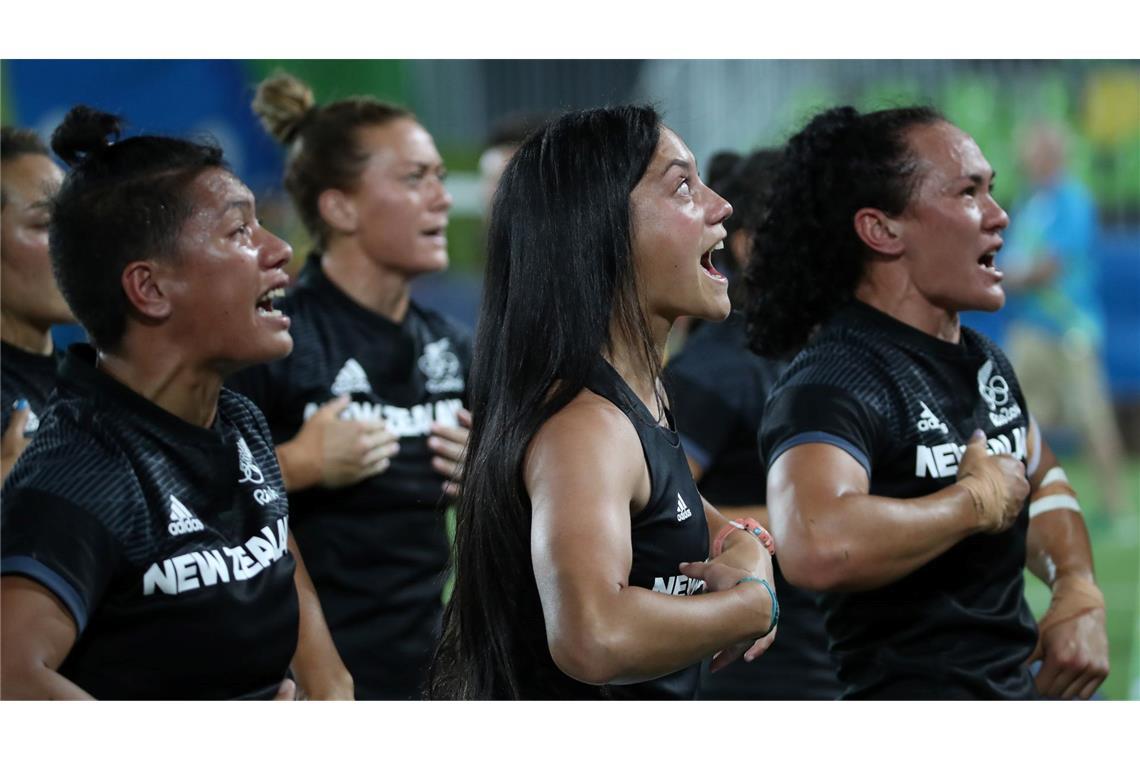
top-left (765, 443), bottom-right (870, 572)
top-left (0, 576), bottom-right (80, 697)
top-left (524, 401), bottom-right (646, 648)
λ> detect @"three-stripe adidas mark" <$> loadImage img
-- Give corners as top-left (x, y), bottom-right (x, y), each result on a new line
top-left (330, 358), bottom-right (372, 396)
top-left (168, 494), bottom-right (205, 536)
top-left (676, 493), bottom-right (692, 522)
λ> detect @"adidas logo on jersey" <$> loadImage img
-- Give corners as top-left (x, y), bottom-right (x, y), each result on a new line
top-left (331, 358), bottom-right (372, 396)
top-left (916, 400), bottom-right (948, 435)
top-left (676, 493), bottom-right (693, 522)
top-left (168, 494), bottom-right (205, 536)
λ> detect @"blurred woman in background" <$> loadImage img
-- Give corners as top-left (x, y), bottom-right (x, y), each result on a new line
top-left (230, 72), bottom-right (472, 699)
top-left (0, 126), bottom-right (71, 482)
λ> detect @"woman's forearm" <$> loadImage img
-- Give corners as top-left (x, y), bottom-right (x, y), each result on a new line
top-left (545, 578), bottom-right (773, 686)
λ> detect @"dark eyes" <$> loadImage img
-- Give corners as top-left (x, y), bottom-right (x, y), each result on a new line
top-left (962, 183), bottom-right (995, 197)
top-left (405, 168), bottom-right (447, 184)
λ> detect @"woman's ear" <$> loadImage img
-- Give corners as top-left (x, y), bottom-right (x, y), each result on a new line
top-left (318, 188), bottom-right (358, 235)
top-left (853, 208), bottom-right (905, 257)
top-left (121, 261), bottom-right (173, 320)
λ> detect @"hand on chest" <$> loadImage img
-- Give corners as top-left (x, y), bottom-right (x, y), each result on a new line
top-left (900, 359), bottom-right (1028, 481)
top-left (301, 340), bottom-right (465, 438)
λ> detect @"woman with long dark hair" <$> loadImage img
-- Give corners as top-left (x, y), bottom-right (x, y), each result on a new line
top-left (429, 106), bottom-right (778, 700)
top-left (747, 105), bottom-right (1108, 699)
top-left (0, 106), bottom-right (349, 699)
top-left (229, 72), bottom-right (472, 699)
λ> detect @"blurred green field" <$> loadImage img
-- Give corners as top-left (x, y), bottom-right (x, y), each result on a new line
top-left (442, 457), bottom-right (1140, 699)
top-left (1022, 456), bottom-right (1140, 700)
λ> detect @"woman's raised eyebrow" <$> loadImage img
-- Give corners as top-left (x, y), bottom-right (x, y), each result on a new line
top-left (661, 157), bottom-right (693, 176)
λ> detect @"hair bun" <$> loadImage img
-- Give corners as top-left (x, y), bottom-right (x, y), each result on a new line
top-left (252, 72), bottom-right (316, 145)
top-left (50, 105), bottom-right (122, 168)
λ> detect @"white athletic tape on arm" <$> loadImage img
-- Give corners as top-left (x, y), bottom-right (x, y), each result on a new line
top-left (1039, 466), bottom-right (1068, 488)
top-left (1029, 494), bottom-right (1082, 518)
top-left (1026, 416), bottom-right (1042, 479)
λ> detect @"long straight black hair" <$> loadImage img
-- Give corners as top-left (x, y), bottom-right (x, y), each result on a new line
top-left (428, 105), bottom-right (662, 699)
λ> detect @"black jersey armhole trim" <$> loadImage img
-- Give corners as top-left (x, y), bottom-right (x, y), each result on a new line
top-left (1, 556), bottom-right (89, 632)
top-left (769, 431), bottom-right (871, 479)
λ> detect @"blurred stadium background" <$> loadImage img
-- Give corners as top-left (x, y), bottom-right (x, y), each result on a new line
top-left (3, 59), bottom-right (1137, 699)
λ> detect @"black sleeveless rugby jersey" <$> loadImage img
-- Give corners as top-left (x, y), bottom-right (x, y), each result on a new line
top-left (582, 359), bottom-right (710, 699)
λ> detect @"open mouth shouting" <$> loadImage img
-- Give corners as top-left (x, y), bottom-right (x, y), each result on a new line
top-left (256, 284), bottom-right (290, 328)
top-left (978, 242), bottom-right (1003, 281)
top-left (700, 239), bottom-right (727, 281)
top-left (420, 224), bottom-right (447, 244)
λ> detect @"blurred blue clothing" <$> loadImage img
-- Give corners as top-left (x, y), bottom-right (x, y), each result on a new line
top-left (1003, 175), bottom-right (1105, 348)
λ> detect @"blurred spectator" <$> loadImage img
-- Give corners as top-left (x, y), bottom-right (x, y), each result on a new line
top-left (1003, 122), bottom-right (1127, 518)
top-left (479, 111), bottom-right (550, 217)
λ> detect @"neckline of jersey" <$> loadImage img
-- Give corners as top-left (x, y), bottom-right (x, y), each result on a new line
top-left (299, 253), bottom-right (417, 336)
top-left (595, 358), bottom-right (680, 445)
top-left (58, 344), bottom-right (230, 449)
top-left (837, 300), bottom-right (982, 361)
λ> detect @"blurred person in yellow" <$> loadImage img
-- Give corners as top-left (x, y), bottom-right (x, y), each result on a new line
top-left (1002, 122), bottom-right (1127, 520)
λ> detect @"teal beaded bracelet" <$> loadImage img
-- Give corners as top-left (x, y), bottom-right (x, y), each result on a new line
top-left (736, 576), bottom-right (779, 636)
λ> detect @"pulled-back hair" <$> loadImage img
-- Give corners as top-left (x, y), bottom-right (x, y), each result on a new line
top-left (429, 105), bottom-right (662, 699)
top-left (49, 105), bottom-right (227, 351)
top-left (744, 105), bottom-right (944, 357)
top-left (705, 148), bottom-right (782, 308)
top-left (1, 126), bottom-right (51, 208)
top-left (252, 72), bottom-right (412, 248)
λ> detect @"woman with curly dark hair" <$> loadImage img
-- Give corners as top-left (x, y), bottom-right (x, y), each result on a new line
top-left (429, 106), bottom-right (778, 700)
top-left (747, 105), bottom-right (1108, 699)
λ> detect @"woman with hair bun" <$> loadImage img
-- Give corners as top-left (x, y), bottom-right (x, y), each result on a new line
top-left (0, 106), bottom-right (350, 700)
top-left (747, 105), bottom-right (1108, 699)
top-left (429, 106), bottom-right (778, 700)
top-left (229, 72), bottom-right (471, 699)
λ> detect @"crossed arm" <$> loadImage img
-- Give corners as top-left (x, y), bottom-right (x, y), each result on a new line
top-left (525, 394), bottom-right (774, 686)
